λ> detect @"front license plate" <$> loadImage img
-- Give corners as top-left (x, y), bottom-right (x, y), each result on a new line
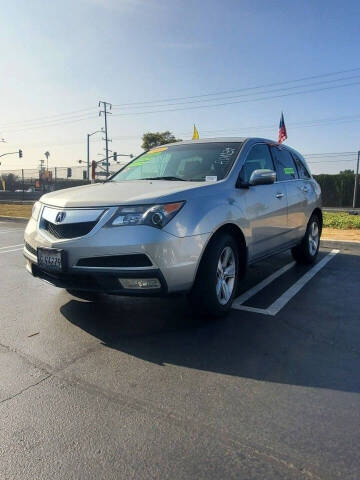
top-left (37, 248), bottom-right (64, 272)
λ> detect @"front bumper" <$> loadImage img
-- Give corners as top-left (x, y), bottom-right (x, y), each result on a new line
top-left (27, 261), bottom-right (168, 296)
top-left (24, 216), bottom-right (209, 295)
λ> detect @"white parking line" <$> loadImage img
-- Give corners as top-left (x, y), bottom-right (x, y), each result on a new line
top-left (0, 247), bottom-right (24, 255)
top-left (232, 249), bottom-right (340, 316)
top-left (233, 261), bottom-right (295, 306)
top-left (0, 229), bottom-right (24, 235)
top-left (0, 243), bottom-right (24, 250)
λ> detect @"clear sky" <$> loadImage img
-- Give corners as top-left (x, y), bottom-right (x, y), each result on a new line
top-left (1, 0), bottom-right (360, 174)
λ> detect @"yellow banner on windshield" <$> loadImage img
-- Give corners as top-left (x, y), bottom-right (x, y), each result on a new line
top-left (149, 146), bottom-right (168, 154)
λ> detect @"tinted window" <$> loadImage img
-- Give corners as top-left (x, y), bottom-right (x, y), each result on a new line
top-left (293, 154), bottom-right (311, 179)
top-left (271, 147), bottom-right (299, 181)
top-left (240, 144), bottom-right (275, 183)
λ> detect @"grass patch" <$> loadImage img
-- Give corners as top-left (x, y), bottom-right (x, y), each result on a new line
top-left (0, 203), bottom-right (32, 218)
top-left (323, 211), bottom-right (360, 229)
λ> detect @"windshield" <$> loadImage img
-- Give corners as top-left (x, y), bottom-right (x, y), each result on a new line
top-left (110, 142), bottom-right (243, 182)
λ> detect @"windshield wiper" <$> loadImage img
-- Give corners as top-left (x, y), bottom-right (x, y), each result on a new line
top-left (142, 176), bottom-right (186, 181)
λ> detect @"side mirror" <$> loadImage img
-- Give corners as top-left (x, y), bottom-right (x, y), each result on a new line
top-left (249, 169), bottom-right (276, 186)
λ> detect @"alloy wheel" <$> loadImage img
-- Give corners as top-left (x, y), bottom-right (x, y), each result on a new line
top-left (216, 246), bottom-right (236, 305)
top-left (308, 221), bottom-right (319, 256)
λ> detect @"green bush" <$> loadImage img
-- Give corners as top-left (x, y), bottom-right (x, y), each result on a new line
top-left (323, 212), bottom-right (360, 229)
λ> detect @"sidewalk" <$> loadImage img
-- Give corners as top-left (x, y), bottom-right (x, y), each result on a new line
top-left (322, 227), bottom-right (360, 242)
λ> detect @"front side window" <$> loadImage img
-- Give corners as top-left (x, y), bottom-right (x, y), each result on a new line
top-left (240, 144), bottom-right (275, 183)
top-left (271, 147), bottom-right (299, 181)
top-left (110, 142), bottom-right (243, 182)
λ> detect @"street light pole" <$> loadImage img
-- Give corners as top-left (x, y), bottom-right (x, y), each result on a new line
top-left (352, 150), bottom-right (360, 209)
top-left (87, 130), bottom-right (102, 180)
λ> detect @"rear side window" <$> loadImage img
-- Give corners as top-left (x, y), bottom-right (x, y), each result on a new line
top-left (240, 144), bottom-right (275, 183)
top-left (270, 147), bottom-right (299, 181)
top-left (293, 154), bottom-right (311, 179)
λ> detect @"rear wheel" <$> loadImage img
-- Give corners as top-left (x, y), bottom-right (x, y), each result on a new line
top-left (66, 289), bottom-right (99, 301)
top-left (188, 233), bottom-right (239, 317)
top-left (291, 214), bottom-right (321, 265)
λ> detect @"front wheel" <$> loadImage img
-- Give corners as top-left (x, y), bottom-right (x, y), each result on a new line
top-left (291, 214), bottom-right (321, 265)
top-left (188, 233), bottom-right (239, 317)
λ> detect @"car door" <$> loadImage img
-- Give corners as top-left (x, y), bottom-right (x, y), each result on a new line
top-left (270, 146), bottom-right (306, 243)
top-left (236, 143), bottom-right (288, 259)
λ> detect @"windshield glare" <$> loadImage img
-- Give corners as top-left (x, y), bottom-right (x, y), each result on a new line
top-left (110, 142), bottom-right (243, 182)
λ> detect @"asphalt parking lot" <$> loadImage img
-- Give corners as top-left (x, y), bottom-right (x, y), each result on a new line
top-left (1, 219), bottom-right (360, 480)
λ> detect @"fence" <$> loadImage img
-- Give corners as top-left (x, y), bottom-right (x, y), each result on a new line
top-left (0, 166), bottom-right (359, 207)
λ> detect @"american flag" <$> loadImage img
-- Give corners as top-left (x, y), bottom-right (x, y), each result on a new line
top-left (278, 112), bottom-right (287, 144)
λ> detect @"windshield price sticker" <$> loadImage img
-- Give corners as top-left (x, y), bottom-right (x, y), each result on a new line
top-left (205, 176), bottom-right (217, 182)
top-left (284, 167), bottom-right (295, 174)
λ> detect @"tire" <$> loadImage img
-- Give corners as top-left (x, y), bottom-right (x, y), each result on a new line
top-left (291, 214), bottom-right (321, 265)
top-left (188, 233), bottom-right (239, 317)
top-left (66, 289), bottom-right (99, 301)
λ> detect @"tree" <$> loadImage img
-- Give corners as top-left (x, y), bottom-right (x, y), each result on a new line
top-left (339, 169), bottom-right (354, 175)
top-left (141, 131), bottom-right (182, 151)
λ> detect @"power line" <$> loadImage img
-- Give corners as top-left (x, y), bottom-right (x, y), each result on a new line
top-left (0, 107), bottom-right (97, 130)
top-left (307, 158), bottom-right (356, 164)
top-left (304, 151), bottom-right (357, 157)
top-left (7, 115), bottom-right (360, 148)
top-left (111, 81), bottom-right (360, 117)
top-left (2, 66), bottom-right (360, 130)
top-left (112, 75), bottom-right (360, 110)
top-left (112, 67), bottom-right (360, 106)
top-left (1, 112), bottom-right (99, 134)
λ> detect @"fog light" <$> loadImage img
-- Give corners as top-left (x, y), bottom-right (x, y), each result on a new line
top-left (119, 278), bottom-right (161, 289)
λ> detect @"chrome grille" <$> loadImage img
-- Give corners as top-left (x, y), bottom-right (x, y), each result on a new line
top-left (40, 207), bottom-right (104, 240)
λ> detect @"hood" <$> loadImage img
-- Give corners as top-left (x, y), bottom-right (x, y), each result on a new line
top-left (40, 180), bottom-right (209, 208)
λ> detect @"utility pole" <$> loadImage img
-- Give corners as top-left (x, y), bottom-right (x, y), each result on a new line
top-left (44, 151), bottom-right (50, 171)
top-left (352, 150), bottom-right (360, 208)
top-left (99, 101), bottom-right (112, 178)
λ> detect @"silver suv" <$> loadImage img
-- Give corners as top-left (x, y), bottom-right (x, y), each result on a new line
top-left (24, 138), bottom-right (322, 316)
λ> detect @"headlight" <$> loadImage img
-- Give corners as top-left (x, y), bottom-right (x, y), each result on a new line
top-left (31, 201), bottom-right (42, 221)
top-left (110, 202), bottom-right (185, 229)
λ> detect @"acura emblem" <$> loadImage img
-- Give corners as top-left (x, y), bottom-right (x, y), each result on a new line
top-left (55, 211), bottom-right (66, 223)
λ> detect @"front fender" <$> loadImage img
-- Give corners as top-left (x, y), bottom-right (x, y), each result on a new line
top-left (164, 190), bottom-right (250, 243)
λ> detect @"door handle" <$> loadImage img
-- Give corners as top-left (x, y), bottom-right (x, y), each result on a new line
top-left (275, 193), bottom-right (284, 199)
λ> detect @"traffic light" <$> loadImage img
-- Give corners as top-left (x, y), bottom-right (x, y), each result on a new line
top-left (19, 149), bottom-right (23, 158)
top-left (113, 152), bottom-right (117, 162)
top-left (67, 168), bottom-right (72, 178)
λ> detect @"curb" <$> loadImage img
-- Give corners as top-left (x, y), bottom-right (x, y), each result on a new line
top-left (0, 216), bottom-right (29, 223)
top-left (0, 200), bottom-right (35, 205)
top-left (321, 239), bottom-right (360, 248)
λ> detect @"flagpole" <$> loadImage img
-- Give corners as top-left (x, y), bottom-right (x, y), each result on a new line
top-left (352, 150), bottom-right (360, 208)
